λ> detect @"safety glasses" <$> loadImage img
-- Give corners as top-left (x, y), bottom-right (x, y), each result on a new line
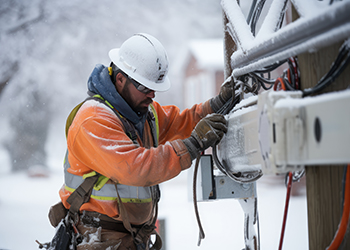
top-left (127, 76), bottom-right (154, 94)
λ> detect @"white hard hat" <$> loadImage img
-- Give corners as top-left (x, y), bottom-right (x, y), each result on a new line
top-left (109, 33), bottom-right (170, 92)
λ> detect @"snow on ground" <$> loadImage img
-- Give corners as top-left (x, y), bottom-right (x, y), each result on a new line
top-left (0, 145), bottom-right (308, 250)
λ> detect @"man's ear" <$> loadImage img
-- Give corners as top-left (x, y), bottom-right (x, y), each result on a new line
top-left (115, 72), bottom-right (125, 91)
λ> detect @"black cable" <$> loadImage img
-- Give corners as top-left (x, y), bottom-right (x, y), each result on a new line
top-left (287, 59), bottom-right (296, 89)
top-left (250, 74), bottom-right (274, 90)
top-left (254, 60), bottom-right (288, 74)
top-left (303, 42), bottom-right (350, 96)
top-left (250, 56), bottom-right (301, 93)
top-left (247, 0), bottom-right (258, 24)
top-left (250, 0), bottom-right (267, 36)
top-left (193, 154), bottom-right (205, 246)
top-left (249, 72), bottom-right (275, 84)
top-left (213, 82), bottom-right (263, 183)
top-left (217, 94), bottom-right (240, 115)
top-left (282, 77), bottom-right (296, 91)
top-left (280, 68), bottom-right (297, 91)
top-left (248, 59), bottom-right (292, 92)
top-left (212, 144), bottom-right (263, 183)
top-left (249, 73), bottom-right (274, 91)
top-left (275, 0), bottom-right (289, 31)
top-left (260, 81), bottom-right (274, 90)
top-left (251, 77), bottom-right (261, 94)
top-left (277, 13), bottom-right (285, 30)
top-left (319, 42), bottom-right (349, 84)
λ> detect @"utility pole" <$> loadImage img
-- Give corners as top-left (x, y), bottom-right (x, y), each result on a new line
top-left (222, 10), bottom-right (235, 80)
top-left (290, 4), bottom-right (350, 248)
top-left (297, 36), bottom-right (350, 250)
top-left (223, 4), bottom-right (350, 249)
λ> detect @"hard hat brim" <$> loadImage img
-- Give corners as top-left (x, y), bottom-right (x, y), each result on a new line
top-left (109, 48), bottom-right (171, 92)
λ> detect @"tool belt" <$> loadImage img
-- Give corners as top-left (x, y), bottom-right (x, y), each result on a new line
top-left (80, 211), bottom-right (143, 234)
top-left (44, 180), bottom-right (162, 250)
top-left (81, 209), bottom-right (162, 250)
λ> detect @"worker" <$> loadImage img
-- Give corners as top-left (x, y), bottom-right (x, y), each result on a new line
top-left (57, 33), bottom-right (233, 250)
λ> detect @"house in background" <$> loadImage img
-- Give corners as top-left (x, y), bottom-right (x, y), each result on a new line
top-left (182, 39), bottom-right (225, 108)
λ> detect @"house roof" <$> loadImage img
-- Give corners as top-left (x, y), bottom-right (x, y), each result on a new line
top-left (188, 38), bottom-right (224, 70)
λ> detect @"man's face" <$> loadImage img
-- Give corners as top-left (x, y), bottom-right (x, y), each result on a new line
top-left (120, 77), bottom-right (155, 115)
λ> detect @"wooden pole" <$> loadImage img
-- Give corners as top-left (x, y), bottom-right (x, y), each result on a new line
top-left (297, 31), bottom-right (350, 250)
top-left (223, 4), bottom-right (350, 249)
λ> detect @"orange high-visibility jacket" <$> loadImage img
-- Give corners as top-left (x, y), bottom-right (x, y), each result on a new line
top-left (59, 98), bottom-right (213, 224)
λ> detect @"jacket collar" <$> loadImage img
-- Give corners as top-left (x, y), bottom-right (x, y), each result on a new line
top-left (87, 64), bottom-right (147, 136)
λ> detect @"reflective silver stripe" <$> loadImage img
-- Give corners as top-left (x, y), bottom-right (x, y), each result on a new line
top-left (64, 151), bottom-right (152, 200)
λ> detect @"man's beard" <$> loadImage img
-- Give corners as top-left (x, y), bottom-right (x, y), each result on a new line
top-left (121, 82), bottom-right (152, 115)
top-left (134, 98), bottom-right (153, 115)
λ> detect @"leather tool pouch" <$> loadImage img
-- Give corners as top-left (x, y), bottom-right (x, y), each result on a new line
top-left (48, 201), bottom-right (68, 227)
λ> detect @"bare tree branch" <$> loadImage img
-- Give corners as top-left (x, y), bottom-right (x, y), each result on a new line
top-left (0, 61), bottom-right (19, 96)
top-left (6, 1), bottom-right (45, 34)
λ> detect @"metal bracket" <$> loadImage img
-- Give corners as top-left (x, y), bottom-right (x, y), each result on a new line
top-left (197, 155), bottom-right (257, 201)
top-left (195, 155), bottom-right (260, 250)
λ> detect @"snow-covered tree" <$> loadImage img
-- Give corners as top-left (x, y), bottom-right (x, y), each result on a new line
top-left (0, 0), bottom-right (50, 171)
top-left (0, 0), bottom-right (223, 172)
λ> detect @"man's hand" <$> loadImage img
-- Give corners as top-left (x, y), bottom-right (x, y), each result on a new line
top-left (183, 114), bottom-right (228, 160)
top-left (210, 77), bottom-right (235, 113)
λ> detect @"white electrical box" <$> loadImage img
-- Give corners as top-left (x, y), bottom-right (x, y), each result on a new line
top-left (218, 89), bottom-right (350, 175)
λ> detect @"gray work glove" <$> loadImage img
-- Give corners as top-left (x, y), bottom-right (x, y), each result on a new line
top-left (210, 77), bottom-right (235, 113)
top-left (183, 114), bottom-right (228, 160)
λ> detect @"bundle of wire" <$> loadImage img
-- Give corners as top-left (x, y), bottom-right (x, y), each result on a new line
top-left (303, 39), bottom-right (350, 97)
top-left (248, 57), bottom-right (300, 92)
top-left (247, 0), bottom-right (288, 36)
top-left (239, 37), bottom-right (349, 95)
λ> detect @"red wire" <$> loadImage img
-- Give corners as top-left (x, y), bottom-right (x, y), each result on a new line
top-left (274, 78), bottom-right (286, 91)
top-left (289, 57), bottom-right (300, 90)
top-left (326, 164), bottom-right (350, 250)
top-left (278, 172), bottom-right (293, 250)
top-left (287, 68), bottom-right (291, 84)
